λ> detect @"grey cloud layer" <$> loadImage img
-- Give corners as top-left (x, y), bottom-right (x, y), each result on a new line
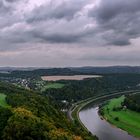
top-left (0, 0), bottom-right (140, 66)
top-left (90, 0), bottom-right (140, 22)
top-left (26, 0), bottom-right (87, 22)
top-left (89, 0), bottom-right (140, 46)
top-left (1, 0), bottom-right (140, 48)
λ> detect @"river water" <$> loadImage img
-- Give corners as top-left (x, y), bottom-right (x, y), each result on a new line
top-left (79, 106), bottom-right (139, 140)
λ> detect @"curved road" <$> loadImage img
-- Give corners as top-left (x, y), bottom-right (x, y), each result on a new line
top-left (68, 90), bottom-right (140, 138)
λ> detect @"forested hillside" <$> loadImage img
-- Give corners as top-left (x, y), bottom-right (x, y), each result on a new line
top-left (1, 73), bottom-right (140, 139)
top-left (44, 74), bottom-right (140, 103)
top-left (0, 82), bottom-right (95, 140)
top-left (0, 68), bottom-right (82, 78)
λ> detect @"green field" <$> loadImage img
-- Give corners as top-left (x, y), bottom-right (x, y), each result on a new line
top-left (102, 96), bottom-right (140, 138)
top-left (41, 83), bottom-right (65, 91)
top-left (0, 93), bottom-right (10, 108)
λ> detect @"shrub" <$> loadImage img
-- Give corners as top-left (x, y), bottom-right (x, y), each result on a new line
top-left (114, 117), bottom-right (119, 121)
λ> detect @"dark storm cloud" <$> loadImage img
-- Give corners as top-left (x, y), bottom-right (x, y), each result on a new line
top-left (32, 32), bottom-right (80, 43)
top-left (89, 0), bottom-right (140, 46)
top-left (23, 0), bottom-right (140, 46)
top-left (26, 25), bottom-right (95, 44)
top-left (26, 0), bottom-right (87, 23)
top-left (90, 0), bottom-right (140, 22)
top-left (5, 0), bottom-right (19, 2)
top-left (101, 30), bottom-right (131, 46)
top-left (1, 0), bottom-right (140, 49)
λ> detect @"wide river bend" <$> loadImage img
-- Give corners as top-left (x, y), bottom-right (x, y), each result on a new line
top-left (79, 105), bottom-right (139, 140)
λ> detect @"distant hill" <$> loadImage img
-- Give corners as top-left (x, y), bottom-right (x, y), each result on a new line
top-left (1, 66), bottom-right (140, 78)
top-left (10, 68), bottom-right (82, 77)
top-left (0, 68), bottom-right (82, 78)
top-left (70, 66), bottom-right (140, 74)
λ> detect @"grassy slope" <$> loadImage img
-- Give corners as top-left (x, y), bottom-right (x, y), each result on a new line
top-left (102, 96), bottom-right (140, 138)
top-left (0, 93), bottom-right (10, 108)
top-left (41, 83), bottom-right (65, 91)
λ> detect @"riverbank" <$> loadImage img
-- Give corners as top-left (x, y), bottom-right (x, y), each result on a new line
top-left (69, 90), bottom-right (140, 140)
top-left (70, 97), bottom-right (99, 140)
top-left (101, 95), bottom-right (140, 138)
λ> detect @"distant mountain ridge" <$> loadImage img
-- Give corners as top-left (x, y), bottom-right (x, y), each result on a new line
top-left (1, 66), bottom-right (140, 77)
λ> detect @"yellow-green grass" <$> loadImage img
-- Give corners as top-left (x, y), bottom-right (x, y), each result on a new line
top-left (102, 96), bottom-right (140, 138)
top-left (41, 83), bottom-right (65, 91)
top-left (0, 93), bottom-right (10, 108)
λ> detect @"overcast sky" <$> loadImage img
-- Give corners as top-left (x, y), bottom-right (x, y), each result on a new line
top-left (0, 0), bottom-right (140, 67)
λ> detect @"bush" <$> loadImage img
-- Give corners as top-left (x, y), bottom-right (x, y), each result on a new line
top-left (114, 117), bottom-right (119, 121)
top-left (112, 106), bottom-right (122, 111)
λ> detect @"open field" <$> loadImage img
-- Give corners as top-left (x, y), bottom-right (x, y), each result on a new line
top-left (41, 75), bottom-right (102, 81)
top-left (0, 93), bottom-right (10, 108)
top-left (41, 83), bottom-right (65, 91)
top-left (102, 96), bottom-right (140, 138)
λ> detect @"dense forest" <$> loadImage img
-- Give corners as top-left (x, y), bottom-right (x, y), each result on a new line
top-left (43, 74), bottom-right (140, 103)
top-left (0, 82), bottom-right (96, 140)
top-left (1, 70), bottom-right (140, 140)
top-left (124, 93), bottom-right (140, 112)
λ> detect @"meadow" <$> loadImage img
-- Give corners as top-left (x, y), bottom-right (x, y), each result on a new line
top-left (41, 83), bottom-right (65, 91)
top-left (0, 93), bottom-right (10, 108)
top-left (102, 96), bottom-right (140, 138)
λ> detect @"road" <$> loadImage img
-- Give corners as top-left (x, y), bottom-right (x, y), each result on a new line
top-left (68, 89), bottom-right (140, 121)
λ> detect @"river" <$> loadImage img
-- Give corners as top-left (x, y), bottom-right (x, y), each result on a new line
top-left (79, 106), bottom-right (139, 140)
